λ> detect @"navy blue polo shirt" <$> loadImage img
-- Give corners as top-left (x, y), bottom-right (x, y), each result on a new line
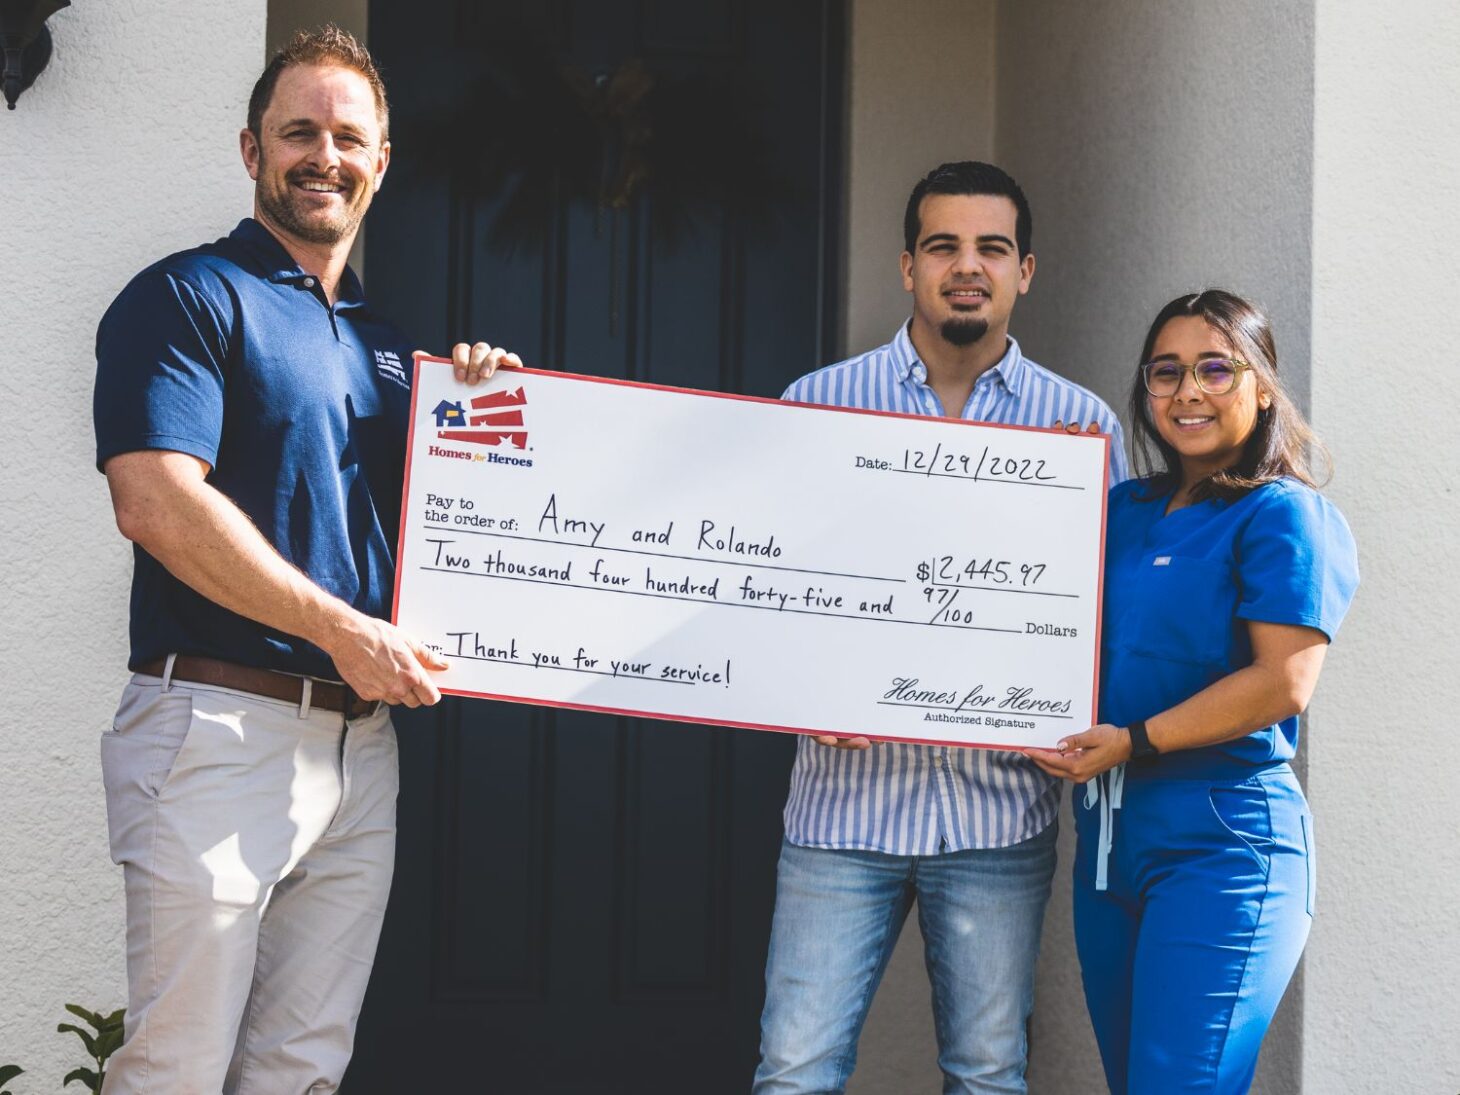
top-left (1100, 477), bottom-right (1359, 778)
top-left (94, 218), bottom-right (415, 679)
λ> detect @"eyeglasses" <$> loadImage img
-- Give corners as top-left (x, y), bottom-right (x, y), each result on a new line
top-left (1140, 358), bottom-right (1252, 397)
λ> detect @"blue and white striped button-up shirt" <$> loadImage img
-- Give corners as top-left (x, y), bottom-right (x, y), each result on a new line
top-left (780, 325), bottom-right (1130, 854)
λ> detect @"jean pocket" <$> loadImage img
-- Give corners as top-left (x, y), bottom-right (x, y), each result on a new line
top-left (1301, 812), bottom-right (1316, 916)
top-left (1207, 779), bottom-right (1276, 869)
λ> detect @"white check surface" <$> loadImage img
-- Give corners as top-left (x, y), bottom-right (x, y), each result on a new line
top-left (394, 362), bottom-right (1108, 749)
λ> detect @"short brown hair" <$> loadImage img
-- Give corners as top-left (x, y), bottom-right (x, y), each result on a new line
top-left (248, 24), bottom-right (389, 139)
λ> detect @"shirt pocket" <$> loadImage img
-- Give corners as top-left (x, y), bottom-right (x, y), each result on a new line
top-left (1120, 555), bottom-right (1236, 666)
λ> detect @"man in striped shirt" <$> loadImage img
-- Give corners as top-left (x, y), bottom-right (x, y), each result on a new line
top-left (753, 162), bottom-right (1128, 1094)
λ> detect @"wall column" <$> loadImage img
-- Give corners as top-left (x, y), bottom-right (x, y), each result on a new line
top-left (1304, 2), bottom-right (1460, 1090)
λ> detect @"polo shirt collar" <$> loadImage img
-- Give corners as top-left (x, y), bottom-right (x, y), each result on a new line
top-left (227, 218), bottom-right (366, 306)
top-left (891, 321), bottom-right (1029, 397)
top-left (230, 218), bottom-right (305, 282)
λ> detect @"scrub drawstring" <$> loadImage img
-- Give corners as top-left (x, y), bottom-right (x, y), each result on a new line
top-left (1084, 763), bottom-right (1126, 891)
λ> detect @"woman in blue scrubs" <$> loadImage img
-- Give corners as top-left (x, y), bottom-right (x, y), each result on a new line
top-left (1031, 289), bottom-right (1358, 1093)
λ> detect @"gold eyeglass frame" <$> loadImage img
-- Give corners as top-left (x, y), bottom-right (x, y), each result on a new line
top-left (1140, 358), bottom-right (1253, 397)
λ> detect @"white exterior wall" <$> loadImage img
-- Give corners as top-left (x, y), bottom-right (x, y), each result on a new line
top-left (1305, 2), bottom-right (1460, 1090)
top-left (0, 1), bottom-right (265, 1086)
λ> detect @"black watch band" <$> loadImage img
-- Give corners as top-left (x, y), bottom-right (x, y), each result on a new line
top-left (1126, 719), bottom-right (1158, 762)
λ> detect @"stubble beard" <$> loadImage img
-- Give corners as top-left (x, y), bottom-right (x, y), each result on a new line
top-left (257, 155), bottom-right (369, 246)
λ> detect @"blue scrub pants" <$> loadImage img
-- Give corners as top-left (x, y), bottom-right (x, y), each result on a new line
top-left (1073, 765), bottom-right (1313, 1094)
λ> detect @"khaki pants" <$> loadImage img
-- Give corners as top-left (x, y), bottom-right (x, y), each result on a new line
top-left (99, 663), bottom-right (398, 1094)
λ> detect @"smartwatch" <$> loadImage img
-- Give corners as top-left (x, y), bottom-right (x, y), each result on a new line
top-left (1126, 719), bottom-right (1159, 763)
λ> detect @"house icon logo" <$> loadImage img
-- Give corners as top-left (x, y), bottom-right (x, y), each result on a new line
top-left (432, 400), bottom-right (466, 428)
top-left (433, 386), bottom-right (529, 449)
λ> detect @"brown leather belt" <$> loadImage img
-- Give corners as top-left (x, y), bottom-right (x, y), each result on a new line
top-left (134, 655), bottom-right (381, 719)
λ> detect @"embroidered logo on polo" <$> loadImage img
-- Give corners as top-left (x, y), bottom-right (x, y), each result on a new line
top-left (433, 386), bottom-right (529, 449)
top-left (374, 349), bottom-right (409, 387)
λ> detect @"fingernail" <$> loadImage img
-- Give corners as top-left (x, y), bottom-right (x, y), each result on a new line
top-left (1056, 741), bottom-right (1069, 752)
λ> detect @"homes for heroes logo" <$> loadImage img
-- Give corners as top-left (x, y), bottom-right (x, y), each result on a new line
top-left (428, 386), bottom-right (534, 467)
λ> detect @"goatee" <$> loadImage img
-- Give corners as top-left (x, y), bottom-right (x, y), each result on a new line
top-left (940, 317), bottom-right (989, 347)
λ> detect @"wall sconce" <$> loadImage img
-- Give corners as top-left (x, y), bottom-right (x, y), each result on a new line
top-left (1, 0), bottom-right (71, 110)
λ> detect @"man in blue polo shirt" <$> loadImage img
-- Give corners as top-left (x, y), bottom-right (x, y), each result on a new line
top-left (754, 163), bottom-right (1129, 1094)
top-left (93, 27), bottom-right (512, 1094)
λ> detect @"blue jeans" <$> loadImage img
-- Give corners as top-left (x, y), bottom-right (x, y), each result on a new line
top-left (753, 826), bottom-right (1057, 1095)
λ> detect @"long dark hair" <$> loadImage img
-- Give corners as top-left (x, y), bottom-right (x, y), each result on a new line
top-left (1129, 289), bottom-right (1329, 503)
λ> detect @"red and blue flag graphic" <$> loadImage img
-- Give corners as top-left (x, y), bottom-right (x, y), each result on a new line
top-left (436, 386), bottom-right (529, 449)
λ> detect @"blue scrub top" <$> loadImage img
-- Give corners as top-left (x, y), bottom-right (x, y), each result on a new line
top-left (1100, 477), bottom-right (1359, 779)
top-left (93, 219), bottom-right (415, 680)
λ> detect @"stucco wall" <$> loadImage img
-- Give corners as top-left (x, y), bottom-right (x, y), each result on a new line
top-left (992, 4), bottom-right (1316, 1093)
top-left (1305, 2), bottom-right (1460, 1090)
top-left (0, 1), bottom-right (265, 1087)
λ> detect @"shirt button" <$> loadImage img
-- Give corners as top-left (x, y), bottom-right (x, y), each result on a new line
top-left (934, 755), bottom-right (944, 769)
top-left (303, 277), bottom-right (316, 288)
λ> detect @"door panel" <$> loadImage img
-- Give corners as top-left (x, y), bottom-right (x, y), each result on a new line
top-left (350, 3), bottom-right (843, 1090)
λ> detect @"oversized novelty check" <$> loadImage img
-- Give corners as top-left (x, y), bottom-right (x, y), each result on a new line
top-left (393, 358), bottom-right (1110, 750)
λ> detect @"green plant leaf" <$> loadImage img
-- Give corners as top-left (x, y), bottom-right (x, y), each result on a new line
top-left (64, 1003), bottom-right (103, 1030)
top-left (0, 1064), bottom-right (23, 1084)
top-left (97, 1025), bottom-right (124, 1059)
top-left (102, 1008), bottom-right (126, 1028)
top-left (63, 1065), bottom-right (100, 1090)
top-left (57, 1023), bottom-right (98, 1054)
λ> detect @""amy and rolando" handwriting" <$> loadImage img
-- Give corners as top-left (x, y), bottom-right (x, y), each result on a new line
top-left (537, 492), bottom-right (782, 558)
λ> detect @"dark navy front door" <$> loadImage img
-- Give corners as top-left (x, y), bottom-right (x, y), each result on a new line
top-left (348, 3), bottom-right (843, 1091)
